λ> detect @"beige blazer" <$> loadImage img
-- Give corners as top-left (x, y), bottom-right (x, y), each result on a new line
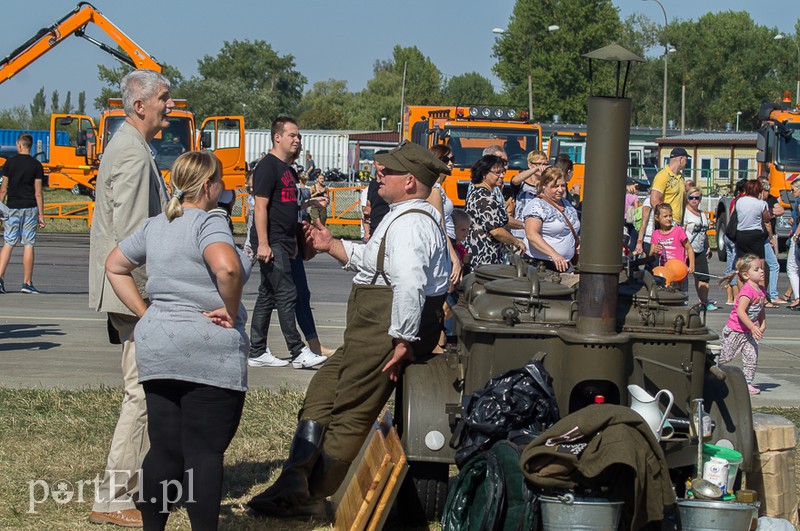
top-left (88, 121), bottom-right (168, 315)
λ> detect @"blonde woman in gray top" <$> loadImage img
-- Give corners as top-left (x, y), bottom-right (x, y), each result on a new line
top-left (105, 151), bottom-right (251, 530)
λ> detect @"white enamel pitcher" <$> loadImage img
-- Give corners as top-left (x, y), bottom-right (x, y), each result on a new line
top-left (627, 384), bottom-right (674, 440)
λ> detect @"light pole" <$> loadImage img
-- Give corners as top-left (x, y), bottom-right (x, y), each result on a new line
top-left (380, 117), bottom-right (387, 131)
top-left (643, 0), bottom-right (669, 137)
top-left (493, 25), bottom-right (559, 120)
top-left (774, 33), bottom-right (800, 105)
top-left (735, 111), bottom-right (742, 132)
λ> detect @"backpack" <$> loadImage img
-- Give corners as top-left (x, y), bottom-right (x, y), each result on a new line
top-left (441, 440), bottom-right (539, 531)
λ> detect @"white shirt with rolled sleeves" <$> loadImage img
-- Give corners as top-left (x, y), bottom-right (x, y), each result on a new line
top-left (341, 198), bottom-right (451, 342)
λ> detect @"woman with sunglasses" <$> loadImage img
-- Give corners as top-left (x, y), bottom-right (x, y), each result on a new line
top-left (428, 144), bottom-right (461, 286)
top-left (466, 154), bottom-right (525, 266)
top-left (684, 187), bottom-right (717, 311)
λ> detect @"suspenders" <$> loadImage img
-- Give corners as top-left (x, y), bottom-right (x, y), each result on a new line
top-left (371, 208), bottom-right (441, 285)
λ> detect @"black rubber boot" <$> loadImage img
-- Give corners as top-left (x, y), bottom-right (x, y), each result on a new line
top-left (247, 419), bottom-right (326, 517)
top-left (308, 451), bottom-right (351, 500)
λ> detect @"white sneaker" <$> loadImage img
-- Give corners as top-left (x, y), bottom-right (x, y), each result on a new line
top-left (248, 349), bottom-right (289, 367)
top-left (292, 346), bottom-right (327, 369)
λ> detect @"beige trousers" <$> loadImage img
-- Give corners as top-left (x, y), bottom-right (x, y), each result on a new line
top-left (91, 313), bottom-right (150, 512)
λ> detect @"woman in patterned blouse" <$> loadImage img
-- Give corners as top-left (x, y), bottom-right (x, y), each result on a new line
top-left (465, 154), bottom-right (526, 266)
top-left (522, 166), bottom-right (581, 272)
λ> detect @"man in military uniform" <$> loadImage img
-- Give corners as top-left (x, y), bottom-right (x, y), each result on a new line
top-left (248, 141), bottom-right (452, 518)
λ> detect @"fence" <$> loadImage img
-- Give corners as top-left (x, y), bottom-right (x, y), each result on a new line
top-left (42, 183), bottom-right (367, 228)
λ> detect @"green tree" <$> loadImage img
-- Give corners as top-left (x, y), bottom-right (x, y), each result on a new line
top-left (0, 106), bottom-right (31, 129)
top-left (29, 87), bottom-right (48, 129)
top-left (62, 91), bottom-right (72, 114)
top-left (189, 39), bottom-right (306, 125)
top-left (666, 12), bottom-right (789, 130)
top-left (442, 73), bottom-right (497, 105)
top-left (94, 61), bottom-right (185, 111)
top-left (493, 0), bottom-right (623, 123)
top-left (621, 13), bottom-right (667, 126)
top-left (77, 91), bottom-right (86, 114)
top-left (297, 79), bottom-right (353, 129)
top-left (347, 45), bottom-right (443, 130)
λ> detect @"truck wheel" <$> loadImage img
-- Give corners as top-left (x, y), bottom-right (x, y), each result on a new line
top-left (716, 213), bottom-right (727, 262)
top-left (703, 364), bottom-right (754, 472)
top-left (397, 460), bottom-right (450, 524)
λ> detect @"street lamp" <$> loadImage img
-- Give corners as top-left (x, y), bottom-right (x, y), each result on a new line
top-left (642, 0), bottom-right (670, 137)
top-left (736, 111), bottom-right (742, 132)
top-left (380, 117), bottom-right (387, 131)
top-left (493, 25), bottom-right (560, 120)
top-left (774, 33), bottom-right (800, 105)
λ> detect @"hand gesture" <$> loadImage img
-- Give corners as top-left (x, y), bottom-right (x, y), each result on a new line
top-left (303, 218), bottom-right (334, 252)
top-left (310, 197), bottom-right (329, 209)
top-left (551, 252), bottom-right (569, 272)
top-left (203, 307), bottom-right (235, 328)
top-left (383, 339), bottom-right (415, 382)
top-left (257, 242), bottom-right (273, 263)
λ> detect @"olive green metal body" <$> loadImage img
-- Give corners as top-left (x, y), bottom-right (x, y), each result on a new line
top-left (395, 97), bottom-right (754, 520)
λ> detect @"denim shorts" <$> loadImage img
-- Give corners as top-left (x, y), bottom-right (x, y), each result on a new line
top-left (3, 207), bottom-right (39, 246)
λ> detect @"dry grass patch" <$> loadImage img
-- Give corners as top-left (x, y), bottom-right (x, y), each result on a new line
top-left (0, 386), bottom-right (338, 530)
top-left (5, 387), bottom-right (790, 529)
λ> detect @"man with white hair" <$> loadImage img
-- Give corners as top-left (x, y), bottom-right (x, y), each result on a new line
top-left (88, 69), bottom-right (172, 528)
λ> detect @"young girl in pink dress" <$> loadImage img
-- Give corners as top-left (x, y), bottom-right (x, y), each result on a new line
top-left (718, 254), bottom-right (767, 395)
top-left (648, 203), bottom-right (695, 290)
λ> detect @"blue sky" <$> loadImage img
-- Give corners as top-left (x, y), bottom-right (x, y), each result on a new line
top-left (0, 0), bottom-right (797, 112)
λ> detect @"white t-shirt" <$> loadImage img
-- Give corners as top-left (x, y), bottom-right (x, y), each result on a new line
top-left (521, 197), bottom-right (580, 261)
top-left (683, 208), bottom-right (709, 253)
top-left (511, 182), bottom-right (538, 239)
top-left (641, 197), bottom-right (655, 244)
top-left (735, 196), bottom-right (767, 232)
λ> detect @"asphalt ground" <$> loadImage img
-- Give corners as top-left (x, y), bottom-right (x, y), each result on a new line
top-left (0, 233), bottom-right (799, 408)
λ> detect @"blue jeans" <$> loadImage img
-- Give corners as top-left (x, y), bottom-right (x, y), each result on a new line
top-left (764, 239), bottom-right (779, 300)
top-left (249, 242), bottom-right (304, 357)
top-left (290, 252), bottom-right (318, 342)
top-left (724, 234), bottom-right (737, 286)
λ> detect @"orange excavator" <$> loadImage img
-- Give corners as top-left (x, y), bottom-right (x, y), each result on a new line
top-left (0, 2), bottom-right (246, 194)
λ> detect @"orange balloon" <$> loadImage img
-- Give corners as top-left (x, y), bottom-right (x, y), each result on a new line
top-left (665, 258), bottom-right (688, 281)
top-left (652, 266), bottom-right (674, 285)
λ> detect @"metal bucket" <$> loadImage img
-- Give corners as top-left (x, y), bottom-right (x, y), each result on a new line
top-left (677, 499), bottom-right (754, 531)
top-left (540, 494), bottom-right (624, 531)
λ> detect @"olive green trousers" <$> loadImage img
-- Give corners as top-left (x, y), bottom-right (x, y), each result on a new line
top-left (300, 283), bottom-right (444, 463)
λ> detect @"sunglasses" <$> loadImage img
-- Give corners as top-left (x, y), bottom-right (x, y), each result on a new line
top-left (688, 195), bottom-right (702, 200)
top-left (440, 156), bottom-right (454, 164)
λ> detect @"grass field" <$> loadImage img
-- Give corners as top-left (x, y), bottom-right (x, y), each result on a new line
top-left (0, 387), bottom-right (337, 530)
top-left (0, 386), bottom-right (796, 530)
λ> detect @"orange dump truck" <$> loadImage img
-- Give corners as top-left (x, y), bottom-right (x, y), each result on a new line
top-left (403, 105), bottom-right (542, 206)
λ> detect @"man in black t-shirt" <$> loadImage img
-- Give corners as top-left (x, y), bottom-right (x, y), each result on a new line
top-left (365, 171), bottom-right (390, 236)
top-left (248, 117), bottom-right (326, 369)
top-left (0, 133), bottom-right (45, 294)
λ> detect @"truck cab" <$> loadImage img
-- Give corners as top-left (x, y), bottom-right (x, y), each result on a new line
top-left (754, 94), bottom-right (800, 249)
top-left (404, 105), bottom-right (542, 206)
top-left (546, 131), bottom-right (586, 198)
top-left (46, 100), bottom-right (246, 196)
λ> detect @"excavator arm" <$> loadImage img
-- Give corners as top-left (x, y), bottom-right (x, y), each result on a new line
top-left (0, 2), bottom-right (161, 84)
